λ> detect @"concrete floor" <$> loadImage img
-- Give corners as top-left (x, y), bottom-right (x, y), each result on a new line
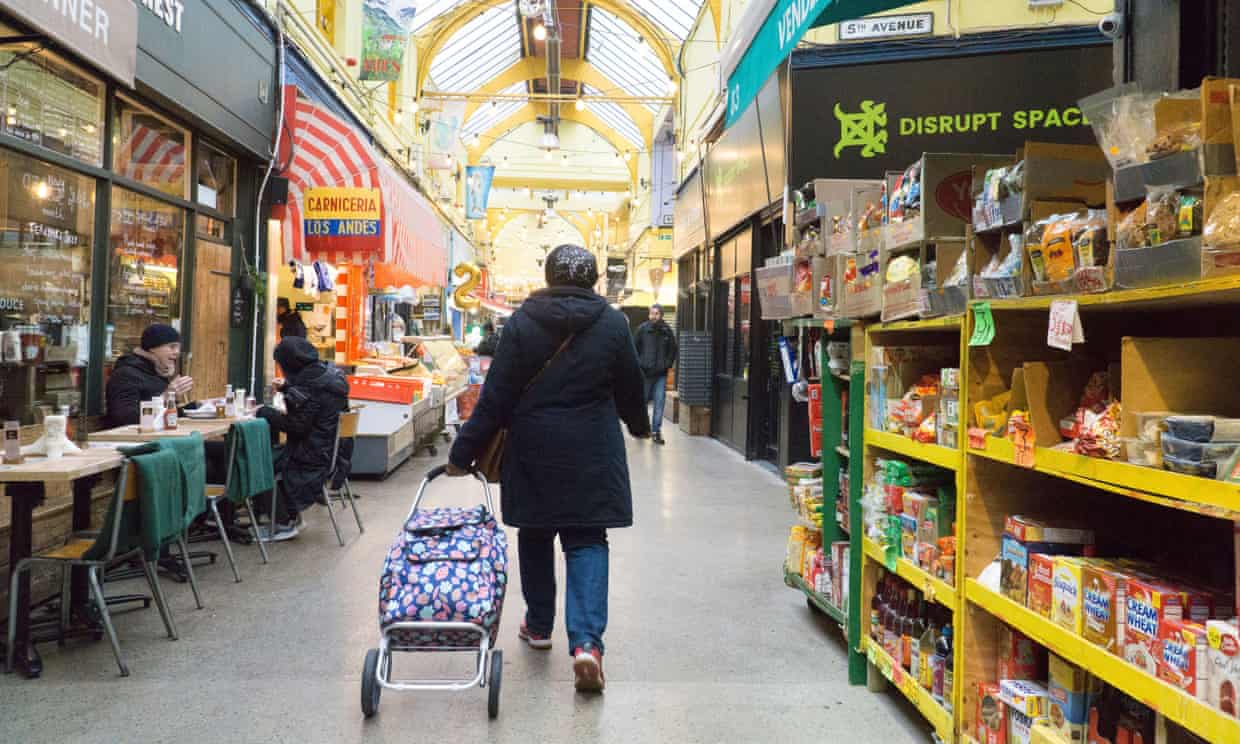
top-left (1, 426), bottom-right (931, 743)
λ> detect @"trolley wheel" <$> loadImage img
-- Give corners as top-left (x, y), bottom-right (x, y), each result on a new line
top-left (428, 446), bottom-right (439, 457)
top-left (487, 649), bottom-right (503, 719)
top-left (361, 648), bottom-right (382, 718)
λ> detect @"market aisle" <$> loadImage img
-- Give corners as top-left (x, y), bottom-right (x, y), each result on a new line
top-left (0, 427), bottom-right (929, 743)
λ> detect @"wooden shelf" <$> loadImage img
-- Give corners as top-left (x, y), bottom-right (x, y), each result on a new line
top-left (866, 314), bottom-right (963, 334)
top-left (863, 538), bottom-right (957, 611)
top-left (865, 637), bottom-right (955, 743)
top-left (982, 274), bottom-right (1240, 314)
top-left (785, 569), bottom-right (846, 625)
top-left (968, 434), bottom-right (1240, 520)
top-left (966, 579), bottom-right (1240, 744)
top-left (866, 428), bottom-right (962, 471)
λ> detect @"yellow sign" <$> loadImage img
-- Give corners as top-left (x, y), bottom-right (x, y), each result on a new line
top-left (303, 187), bottom-right (381, 239)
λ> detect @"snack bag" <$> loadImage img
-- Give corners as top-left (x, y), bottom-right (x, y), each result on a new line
top-left (1204, 191), bottom-right (1240, 248)
top-left (1040, 215), bottom-right (1079, 282)
top-left (1145, 187), bottom-right (1180, 246)
top-left (1117, 200), bottom-right (1149, 248)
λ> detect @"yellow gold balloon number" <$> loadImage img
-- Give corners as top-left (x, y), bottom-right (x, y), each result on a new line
top-left (453, 262), bottom-right (481, 311)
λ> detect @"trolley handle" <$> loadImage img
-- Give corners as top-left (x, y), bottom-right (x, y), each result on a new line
top-left (407, 464), bottom-right (495, 521)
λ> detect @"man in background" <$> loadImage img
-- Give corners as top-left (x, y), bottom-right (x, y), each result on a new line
top-left (276, 297), bottom-right (307, 339)
top-left (632, 304), bottom-right (677, 445)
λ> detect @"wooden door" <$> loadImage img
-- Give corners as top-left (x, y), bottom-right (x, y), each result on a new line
top-left (188, 240), bottom-right (231, 400)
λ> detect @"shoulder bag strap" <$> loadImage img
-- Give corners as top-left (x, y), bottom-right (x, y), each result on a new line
top-left (521, 333), bottom-right (575, 394)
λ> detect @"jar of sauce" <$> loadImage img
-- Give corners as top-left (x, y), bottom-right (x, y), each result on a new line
top-left (19, 325), bottom-right (44, 363)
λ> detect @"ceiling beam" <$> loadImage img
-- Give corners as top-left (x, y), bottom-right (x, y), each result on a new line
top-left (414, 0), bottom-right (677, 104)
top-left (491, 175), bottom-right (629, 192)
top-left (468, 102), bottom-right (639, 183)
top-left (459, 57), bottom-right (655, 145)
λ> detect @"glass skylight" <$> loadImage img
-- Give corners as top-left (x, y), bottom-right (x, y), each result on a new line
top-left (582, 85), bottom-right (642, 147)
top-left (586, 8), bottom-right (669, 110)
top-left (427, 5), bottom-right (521, 92)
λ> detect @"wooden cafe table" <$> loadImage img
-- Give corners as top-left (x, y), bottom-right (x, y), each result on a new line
top-left (1, 449), bottom-right (125, 678)
top-left (86, 417), bottom-right (243, 443)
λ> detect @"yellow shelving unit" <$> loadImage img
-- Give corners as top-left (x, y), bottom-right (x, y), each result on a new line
top-left (865, 428), bottom-right (963, 471)
top-left (862, 537), bottom-right (957, 610)
top-left (966, 580), bottom-right (1240, 744)
top-left (865, 637), bottom-right (956, 744)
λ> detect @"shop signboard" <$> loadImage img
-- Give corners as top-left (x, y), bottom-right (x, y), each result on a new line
top-left (1, 0), bottom-right (138, 86)
top-left (360, 0), bottom-right (418, 82)
top-left (673, 167), bottom-right (706, 260)
top-left (303, 187), bottom-right (383, 255)
top-left (788, 42), bottom-right (1112, 185)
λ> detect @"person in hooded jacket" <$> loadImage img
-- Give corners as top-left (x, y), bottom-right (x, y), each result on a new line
top-left (105, 323), bottom-right (194, 428)
top-left (254, 336), bottom-right (350, 541)
top-left (447, 244), bottom-right (650, 694)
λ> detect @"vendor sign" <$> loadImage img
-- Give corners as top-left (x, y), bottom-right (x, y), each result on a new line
top-left (303, 187), bottom-right (382, 254)
top-left (360, 0), bottom-right (418, 82)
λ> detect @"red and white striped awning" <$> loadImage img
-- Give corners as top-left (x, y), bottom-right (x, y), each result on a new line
top-left (278, 85), bottom-right (447, 287)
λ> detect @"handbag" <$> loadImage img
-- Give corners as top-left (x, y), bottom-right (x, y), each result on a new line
top-left (474, 333), bottom-right (576, 482)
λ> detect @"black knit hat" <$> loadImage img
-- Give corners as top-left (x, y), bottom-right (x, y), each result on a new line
top-left (140, 323), bottom-right (181, 351)
top-left (545, 244), bottom-right (599, 289)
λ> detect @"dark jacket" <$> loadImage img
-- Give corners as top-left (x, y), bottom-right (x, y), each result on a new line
top-left (257, 337), bottom-right (349, 511)
top-left (105, 353), bottom-right (171, 428)
top-left (475, 332), bottom-right (500, 357)
top-left (279, 310), bottom-right (307, 339)
top-left (449, 286), bottom-right (650, 529)
top-left (634, 319), bottom-right (678, 377)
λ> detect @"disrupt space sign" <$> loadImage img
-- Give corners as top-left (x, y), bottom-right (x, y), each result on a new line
top-left (789, 43), bottom-right (1112, 182)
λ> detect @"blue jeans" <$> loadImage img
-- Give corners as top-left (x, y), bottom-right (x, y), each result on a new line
top-left (643, 373), bottom-right (667, 435)
top-left (518, 528), bottom-right (609, 656)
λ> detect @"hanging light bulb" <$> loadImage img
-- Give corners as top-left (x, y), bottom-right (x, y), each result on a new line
top-left (676, 150), bottom-right (685, 162)
top-left (533, 23), bottom-right (547, 41)
top-left (544, 148), bottom-right (553, 161)
top-left (502, 154), bottom-right (509, 164)
top-left (624, 188), bottom-right (632, 199)
top-left (471, 133), bottom-right (481, 148)
top-left (562, 154), bottom-right (569, 167)
top-left (409, 98), bottom-right (420, 113)
top-left (667, 77), bottom-right (677, 95)
top-left (623, 150), bottom-right (632, 162)
top-left (575, 95), bottom-right (585, 112)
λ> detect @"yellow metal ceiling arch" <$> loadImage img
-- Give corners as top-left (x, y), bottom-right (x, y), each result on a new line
top-left (462, 58), bottom-right (654, 145)
top-left (468, 102), bottom-right (639, 183)
top-left (414, 0), bottom-right (676, 102)
top-left (485, 208), bottom-right (600, 245)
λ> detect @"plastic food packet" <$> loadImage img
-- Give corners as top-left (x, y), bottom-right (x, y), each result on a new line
top-left (1040, 214), bottom-right (1079, 282)
top-left (1073, 211), bottom-right (1109, 268)
top-left (1146, 120), bottom-right (1202, 161)
top-left (1145, 187), bottom-right (1180, 246)
top-left (1025, 217), bottom-right (1054, 281)
top-left (1177, 193), bottom-right (1203, 237)
top-left (886, 254), bottom-right (919, 283)
top-left (1204, 191), bottom-right (1240, 247)
top-left (943, 247), bottom-right (969, 287)
top-left (1079, 84), bottom-right (1159, 168)
top-left (1118, 201), bottom-right (1149, 248)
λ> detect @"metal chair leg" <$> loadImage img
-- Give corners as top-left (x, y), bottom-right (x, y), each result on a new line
top-left (210, 499), bottom-right (242, 582)
top-left (176, 535), bottom-right (204, 610)
top-left (59, 566), bottom-right (71, 645)
top-left (244, 497), bottom-right (269, 564)
top-left (323, 485), bottom-right (344, 546)
top-left (87, 566), bottom-right (128, 677)
top-left (142, 560), bottom-right (178, 640)
top-left (7, 562), bottom-right (24, 673)
top-left (344, 480), bottom-right (363, 533)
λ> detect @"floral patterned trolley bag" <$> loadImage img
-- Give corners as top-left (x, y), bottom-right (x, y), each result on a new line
top-left (360, 465), bottom-right (509, 720)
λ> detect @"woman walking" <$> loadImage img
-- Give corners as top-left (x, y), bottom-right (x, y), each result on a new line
top-left (446, 244), bottom-right (650, 692)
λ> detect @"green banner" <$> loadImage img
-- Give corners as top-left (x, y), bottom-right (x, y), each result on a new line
top-left (725, 0), bottom-right (922, 128)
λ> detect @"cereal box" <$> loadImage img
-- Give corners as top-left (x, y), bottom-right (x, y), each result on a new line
top-left (1000, 679), bottom-right (1049, 718)
top-left (1028, 553), bottom-right (1056, 619)
top-left (1004, 515), bottom-right (1095, 545)
top-left (1081, 563), bottom-right (1127, 653)
top-left (998, 624), bottom-right (1045, 681)
top-left (1002, 537), bottom-right (1088, 607)
top-left (1206, 620), bottom-right (1240, 718)
top-left (1007, 708), bottom-right (1047, 744)
top-left (1125, 578), bottom-right (1185, 676)
top-left (977, 682), bottom-right (1007, 744)
top-left (1053, 557), bottom-right (1089, 635)
top-left (1156, 618), bottom-right (1208, 701)
top-left (1047, 654), bottom-right (1088, 744)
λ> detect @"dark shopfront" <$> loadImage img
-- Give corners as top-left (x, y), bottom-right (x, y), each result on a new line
top-left (0, 0), bottom-right (277, 429)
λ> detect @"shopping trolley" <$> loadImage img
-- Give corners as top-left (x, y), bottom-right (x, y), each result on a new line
top-left (361, 465), bottom-right (508, 719)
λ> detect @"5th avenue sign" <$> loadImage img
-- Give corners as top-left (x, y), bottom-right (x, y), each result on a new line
top-left (838, 13), bottom-right (932, 41)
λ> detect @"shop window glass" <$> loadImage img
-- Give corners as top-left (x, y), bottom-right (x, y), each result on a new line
top-left (108, 186), bottom-right (185, 362)
top-left (196, 214), bottom-right (227, 241)
top-left (0, 147), bottom-right (96, 422)
top-left (112, 98), bottom-right (189, 200)
top-left (0, 44), bottom-right (104, 166)
top-left (197, 142), bottom-right (235, 214)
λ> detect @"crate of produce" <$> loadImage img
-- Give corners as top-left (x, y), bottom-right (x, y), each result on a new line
top-left (347, 375), bottom-right (424, 404)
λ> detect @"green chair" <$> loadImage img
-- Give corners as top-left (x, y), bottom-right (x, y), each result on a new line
top-left (6, 459), bottom-right (179, 677)
top-left (206, 419), bottom-right (276, 580)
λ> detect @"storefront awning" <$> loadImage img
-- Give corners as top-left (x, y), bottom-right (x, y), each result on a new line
top-left (721, 0), bottom-right (922, 128)
top-left (279, 85), bottom-right (447, 287)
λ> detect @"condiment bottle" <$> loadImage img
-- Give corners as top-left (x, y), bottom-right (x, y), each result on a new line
top-left (163, 392), bottom-right (178, 430)
top-left (3, 420), bottom-right (22, 464)
top-left (140, 400), bottom-right (157, 432)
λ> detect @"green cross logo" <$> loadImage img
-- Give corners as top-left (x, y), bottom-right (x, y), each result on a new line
top-left (834, 101), bottom-right (888, 159)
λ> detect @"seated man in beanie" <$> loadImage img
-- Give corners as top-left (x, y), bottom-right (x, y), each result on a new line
top-left (253, 336), bottom-right (350, 541)
top-left (105, 323), bottom-right (194, 428)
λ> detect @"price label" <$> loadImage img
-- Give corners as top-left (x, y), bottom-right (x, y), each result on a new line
top-left (1013, 426), bottom-right (1036, 468)
top-left (1048, 299), bottom-right (1084, 351)
top-left (824, 318), bottom-right (836, 334)
top-left (969, 302), bottom-right (995, 346)
top-left (968, 427), bottom-right (988, 450)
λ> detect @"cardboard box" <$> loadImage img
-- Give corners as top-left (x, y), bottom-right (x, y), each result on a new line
top-left (1125, 577), bottom-right (1186, 676)
top-left (840, 237), bottom-right (882, 318)
top-left (1156, 618), bottom-right (1208, 702)
top-left (1048, 654), bottom-right (1089, 744)
top-left (998, 624), bottom-right (1045, 681)
top-left (1001, 679), bottom-right (1049, 718)
top-left (1005, 516), bottom-right (1096, 545)
top-left (1003, 536), bottom-right (1091, 607)
top-left (1206, 620), bottom-right (1240, 718)
top-left (1119, 337), bottom-right (1240, 441)
top-left (1053, 557), bottom-right (1090, 635)
top-left (1082, 563), bottom-right (1128, 653)
top-left (1202, 78), bottom-right (1240, 175)
top-left (1008, 708), bottom-right (1048, 744)
top-left (1028, 554), bottom-right (1056, 619)
top-left (977, 682), bottom-right (1007, 744)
